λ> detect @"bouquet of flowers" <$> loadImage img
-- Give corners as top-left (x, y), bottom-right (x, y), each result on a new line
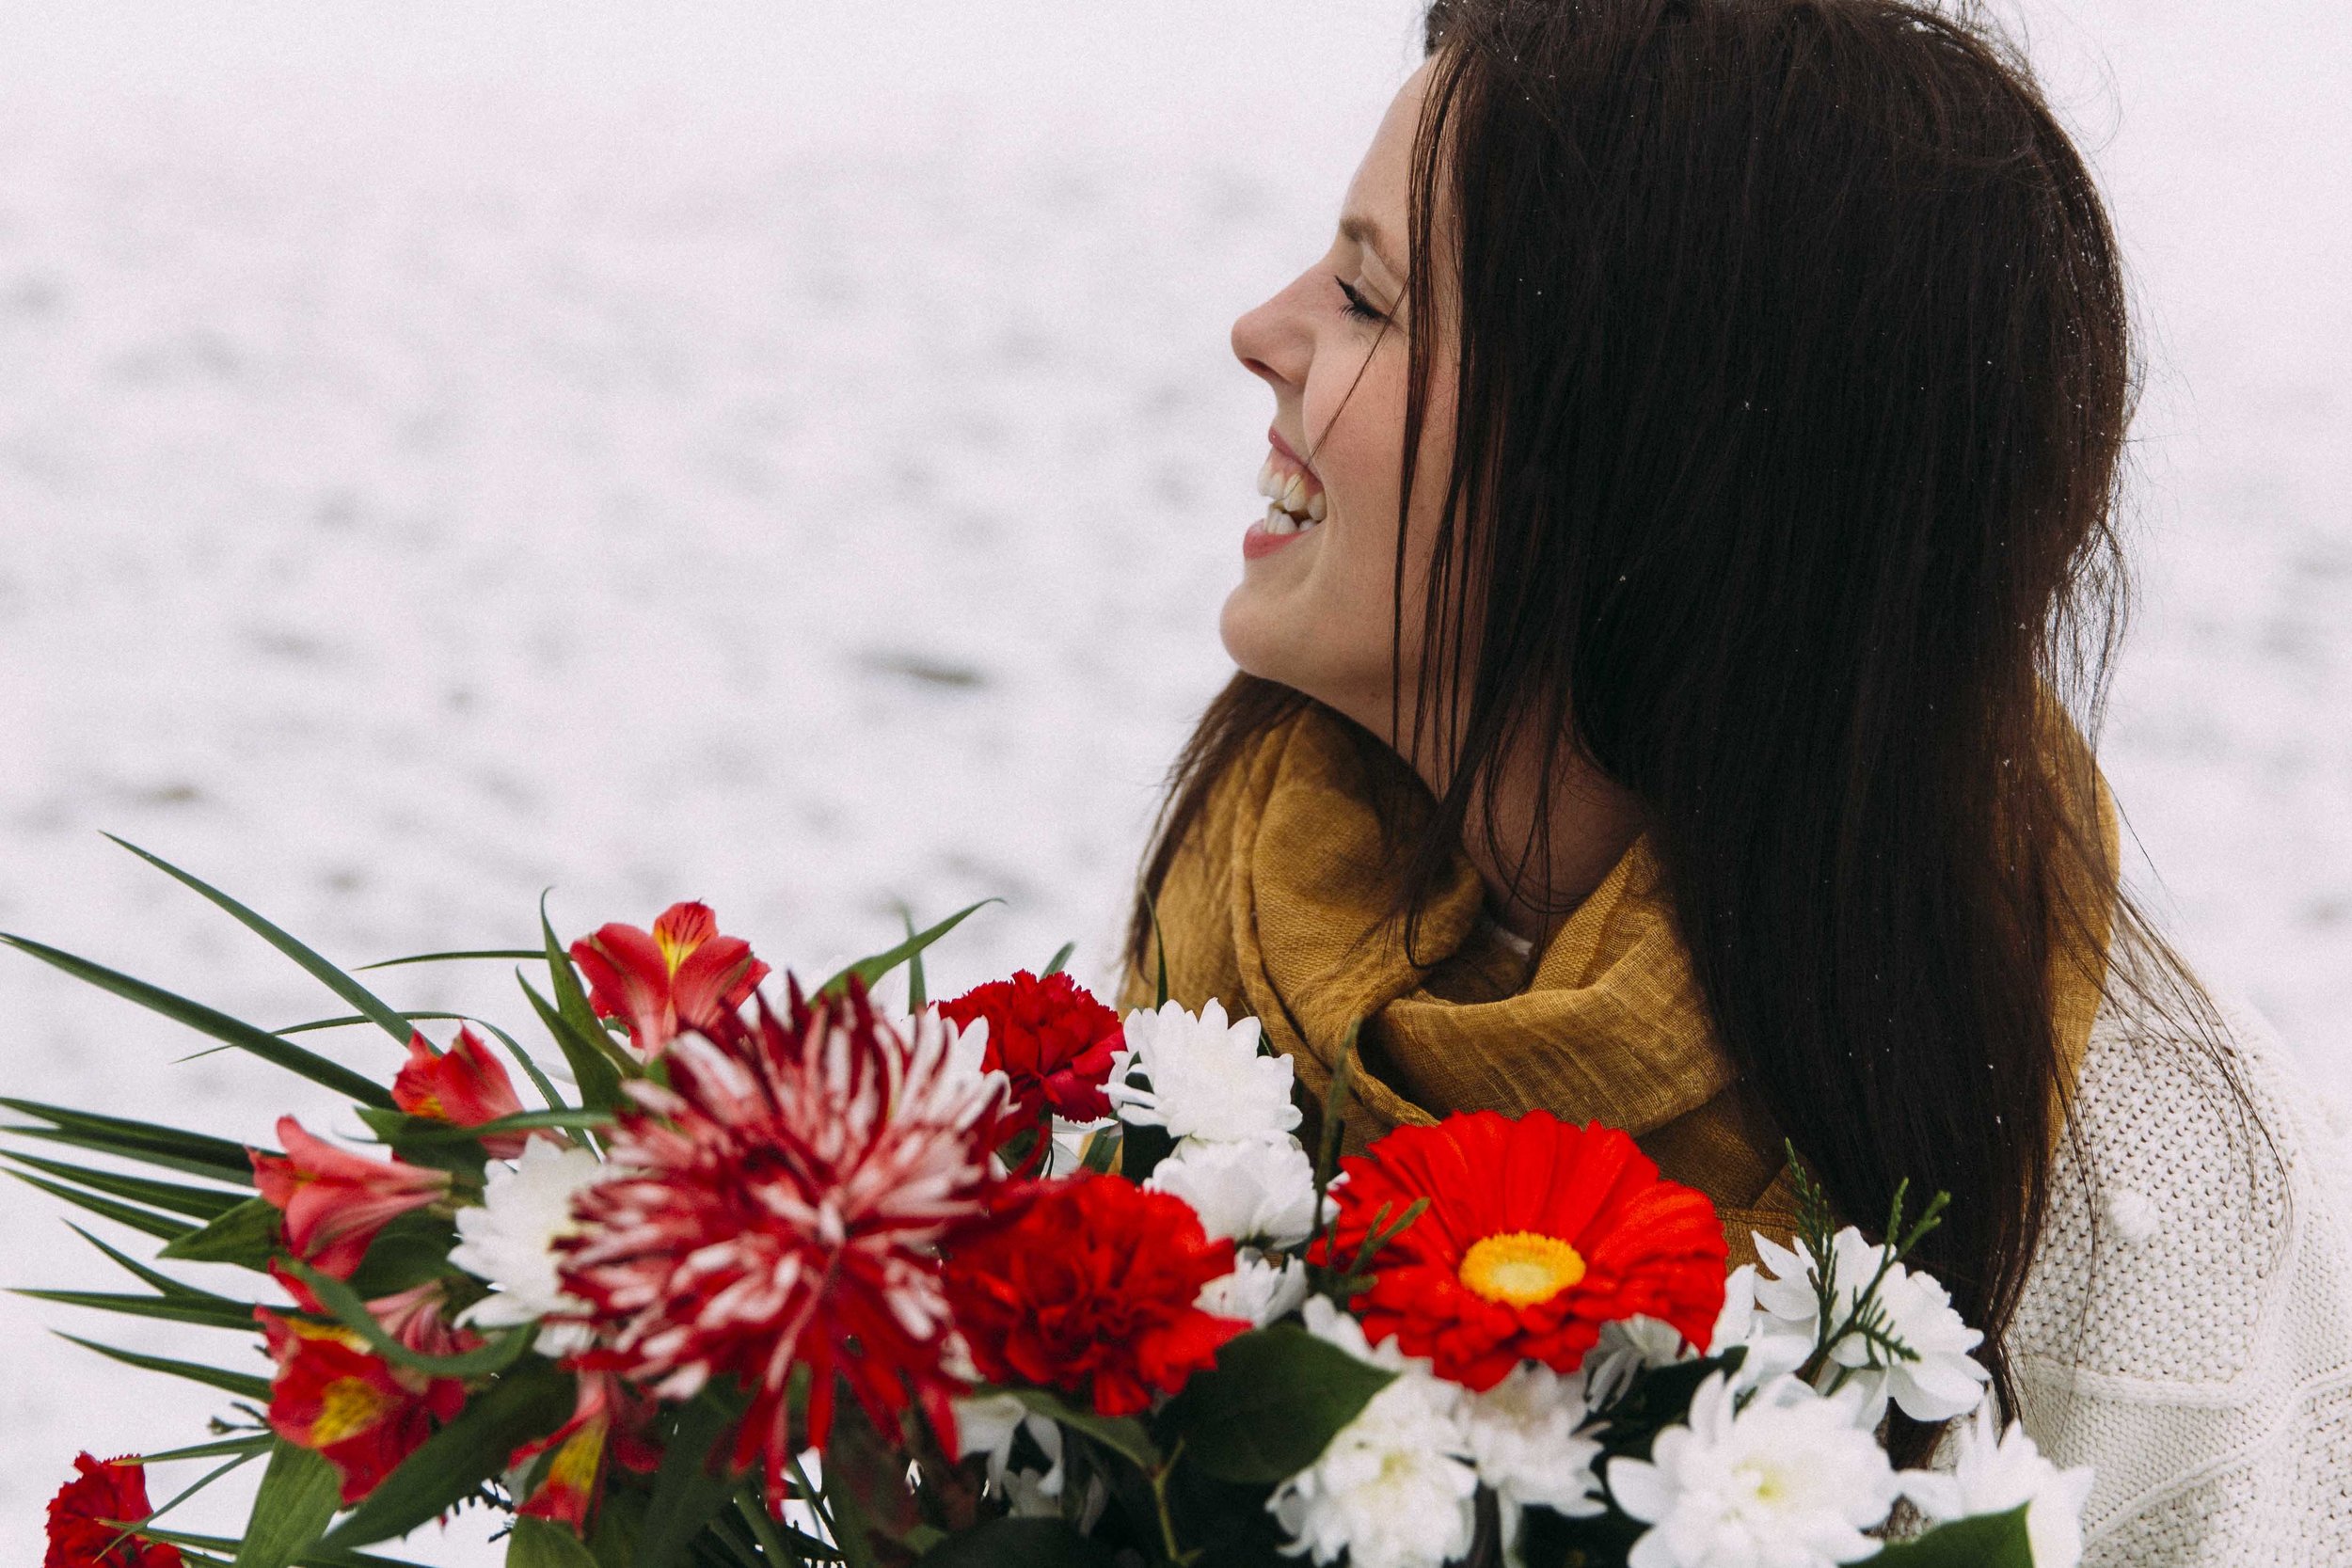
top-left (14, 843), bottom-right (2092, 1568)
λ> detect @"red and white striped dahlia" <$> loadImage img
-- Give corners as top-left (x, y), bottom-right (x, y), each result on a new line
top-left (556, 981), bottom-right (1005, 1500)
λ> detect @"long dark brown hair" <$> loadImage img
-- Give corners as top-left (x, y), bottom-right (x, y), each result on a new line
top-left (1130, 0), bottom-right (2245, 1449)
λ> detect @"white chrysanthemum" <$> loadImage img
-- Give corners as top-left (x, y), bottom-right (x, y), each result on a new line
top-left (1587, 1266), bottom-right (1810, 1410)
top-left (1466, 1362), bottom-right (1605, 1553)
top-left (953, 1391), bottom-right (1066, 1517)
top-left (1755, 1228), bottom-right (1990, 1422)
top-left (1108, 1000), bottom-right (1300, 1146)
top-left (1901, 1396), bottom-right (2095, 1568)
top-left (1268, 1297), bottom-right (1478, 1568)
top-left (1148, 1136), bottom-right (1318, 1247)
top-left (1610, 1373), bottom-right (1899, 1568)
top-left (450, 1138), bottom-right (607, 1354)
top-left (1197, 1250), bottom-right (1311, 1327)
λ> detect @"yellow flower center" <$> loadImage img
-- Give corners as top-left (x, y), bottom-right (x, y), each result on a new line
top-left (656, 928), bottom-right (699, 977)
top-left (1458, 1231), bottom-right (1586, 1308)
top-left (310, 1376), bottom-right (397, 1446)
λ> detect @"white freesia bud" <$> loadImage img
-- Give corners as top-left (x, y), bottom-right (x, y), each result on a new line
top-left (1609, 1372), bottom-right (1898, 1568)
top-left (1901, 1396), bottom-right (2095, 1568)
top-left (1107, 1000), bottom-right (1300, 1146)
top-left (951, 1391), bottom-right (1066, 1516)
top-left (1147, 1135), bottom-right (1318, 1247)
top-left (1267, 1297), bottom-right (1478, 1568)
top-left (1755, 1227), bottom-right (1992, 1423)
top-left (450, 1139), bottom-right (607, 1354)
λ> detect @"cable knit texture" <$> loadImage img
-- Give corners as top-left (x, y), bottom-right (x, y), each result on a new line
top-left (2009, 942), bottom-right (2352, 1563)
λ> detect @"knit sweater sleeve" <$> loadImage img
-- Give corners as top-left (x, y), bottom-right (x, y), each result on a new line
top-left (2005, 969), bottom-right (2352, 1562)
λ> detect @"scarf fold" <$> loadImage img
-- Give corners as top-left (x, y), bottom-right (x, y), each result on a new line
top-left (1128, 703), bottom-right (2115, 1261)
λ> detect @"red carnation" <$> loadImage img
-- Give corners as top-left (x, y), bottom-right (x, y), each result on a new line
top-left (1314, 1111), bottom-right (1727, 1391)
top-left (257, 1308), bottom-right (468, 1502)
top-left (45, 1454), bottom-right (181, 1568)
top-left (939, 971), bottom-right (1124, 1137)
top-left (569, 900), bottom-right (769, 1060)
top-left (558, 981), bottom-right (1005, 1505)
top-left (391, 1026), bottom-right (533, 1156)
top-left (248, 1117), bottom-right (452, 1280)
top-left (942, 1173), bottom-right (1248, 1417)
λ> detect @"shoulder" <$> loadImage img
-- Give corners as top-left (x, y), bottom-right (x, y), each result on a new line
top-left (2008, 949), bottom-right (2352, 1561)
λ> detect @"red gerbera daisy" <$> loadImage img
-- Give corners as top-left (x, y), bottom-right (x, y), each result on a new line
top-left (941, 1173), bottom-right (1247, 1417)
top-left (1316, 1111), bottom-right (1727, 1391)
top-left (937, 970), bottom-right (1123, 1147)
top-left (45, 1454), bottom-right (181, 1568)
top-left (557, 980), bottom-right (1005, 1505)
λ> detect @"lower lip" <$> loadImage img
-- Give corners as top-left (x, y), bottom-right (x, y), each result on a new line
top-left (1243, 516), bottom-right (1319, 560)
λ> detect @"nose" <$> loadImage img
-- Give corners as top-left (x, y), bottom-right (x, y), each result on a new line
top-left (1231, 274), bottom-right (1312, 397)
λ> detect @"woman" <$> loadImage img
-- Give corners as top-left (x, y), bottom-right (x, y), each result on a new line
top-left (1124, 0), bottom-right (2352, 1558)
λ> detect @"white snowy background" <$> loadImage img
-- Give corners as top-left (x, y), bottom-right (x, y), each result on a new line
top-left (0, 0), bottom-right (2344, 1556)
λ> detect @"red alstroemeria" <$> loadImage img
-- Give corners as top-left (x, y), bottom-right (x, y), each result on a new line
top-left (568, 901), bottom-right (770, 1060)
top-left (942, 1173), bottom-right (1247, 1417)
top-left (391, 1027), bottom-right (532, 1156)
top-left (510, 1361), bottom-right (660, 1531)
top-left (45, 1453), bottom-right (181, 1568)
top-left (258, 1310), bottom-right (468, 1503)
top-left (557, 980), bottom-right (1004, 1505)
top-left (1313, 1111), bottom-right (1728, 1391)
top-left (938, 971), bottom-right (1124, 1144)
top-left (249, 1117), bottom-right (451, 1279)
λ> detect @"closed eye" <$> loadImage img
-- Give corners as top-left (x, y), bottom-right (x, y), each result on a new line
top-left (1336, 278), bottom-right (1385, 325)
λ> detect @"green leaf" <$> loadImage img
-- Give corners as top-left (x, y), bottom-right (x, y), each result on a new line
top-left (519, 973), bottom-right (628, 1116)
top-left (506, 1517), bottom-right (602, 1568)
top-left (353, 1109), bottom-right (488, 1182)
top-left (818, 901), bottom-right (998, 998)
top-left (135, 1525), bottom-right (432, 1568)
top-left (999, 1386), bottom-right (1160, 1473)
top-left (1117, 1116), bottom-right (1173, 1184)
top-left (57, 1333), bottom-right (272, 1401)
top-left (915, 1518), bottom-right (1117, 1568)
top-left (355, 949), bottom-right (544, 971)
top-left (903, 911), bottom-right (928, 1012)
top-left (8, 1168), bottom-right (196, 1243)
top-left (1041, 941), bottom-right (1076, 978)
top-left (106, 835), bottom-right (417, 1046)
top-left (0, 934), bottom-right (395, 1107)
top-left (1154, 1324), bottom-right (1393, 1485)
top-left (13, 1287), bottom-right (260, 1332)
top-left (635, 1386), bottom-right (746, 1568)
top-left (68, 1221), bottom-right (230, 1298)
top-left (138, 1433), bottom-right (278, 1464)
top-left (1, 1097), bottom-right (258, 1182)
top-left (3, 1150), bottom-right (248, 1219)
top-left (382, 1109), bottom-right (613, 1145)
top-left (542, 898), bottom-right (617, 1047)
top-left (1078, 1124), bottom-right (1121, 1175)
top-left (283, 1259), bottom-right (536, 1379)
top-left (233, 1439), bottom-right (342, 1568)
top-left (323, 1359), bottom-right (574, 1547)
top-left (1870, 1506), bottom-right (2035, 1567)
top-left (342, 1211), bottom-right (458, 1298)
top-left (160, 1196), bottom-right (282, 1270)
top-left (274, 1011), bottom-right (475, 1037)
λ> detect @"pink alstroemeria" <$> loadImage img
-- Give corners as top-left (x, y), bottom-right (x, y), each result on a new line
top-left (249, 1117), bottom-right (452, 1279)
top-left (568, 901), bottom-right (770, 1060)
top-left (391, 1027), bottom-right (533, 1156)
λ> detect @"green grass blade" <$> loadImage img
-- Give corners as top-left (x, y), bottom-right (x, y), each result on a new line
top-left (1041, 941), bottom-right (1076, 977)
top-left (57, 1332), bottom-right (272, 1401)
top-left (67, 1222), bottom-right (232, 1299)
top-left (137, 1433), bottom-right (277, 1464)
top-left (3, 1151), bottom-right (247, 1220)
top-left (818, 899), bottom-right (998, 998)
top-left (14, 1288), bottom-right (260, 1332)
top-left (0, 936), bottom-right (395, 1107)
top-left (902, 911), bottom-right (927, 1012)
top-left (283, 1259), bottom-right (537, 1379)
top-left (273, 1011), bottom-right (476, 1036)
top-left (8, 1169), bottom-right (196, 1242)
top-left (518, 973), bottom-right (626, 1115)
top-left (1, 1097), bottom-right (259, 1180)
top-left (539, 897), bottom-right (612, 1045)
top-left (384, 1108), bottom-right (612, 1146)
top-left (232, 1437), bottom-right (342, 1568)
top-left (104, 836), bottom-right (415, 1045)
top-left (352, 949), bottom-right (542, 972)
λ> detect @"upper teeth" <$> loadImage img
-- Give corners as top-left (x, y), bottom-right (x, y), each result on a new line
top-left (1256, 456), bottom-right (1327, 525)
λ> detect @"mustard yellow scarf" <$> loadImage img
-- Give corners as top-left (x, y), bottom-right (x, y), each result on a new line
top-left (1126, 704), bottom-right (2114, 1261)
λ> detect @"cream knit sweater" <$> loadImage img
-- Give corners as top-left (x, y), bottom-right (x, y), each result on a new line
top-left (2008, 943), bottom-right (2352, 1562)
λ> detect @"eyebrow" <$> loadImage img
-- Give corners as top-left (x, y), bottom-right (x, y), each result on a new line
top-left (1339, 214), bottom-right (1406, 282)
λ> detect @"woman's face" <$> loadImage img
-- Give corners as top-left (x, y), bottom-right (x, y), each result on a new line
top-left (1221, 60), bottom-right (1455, 745)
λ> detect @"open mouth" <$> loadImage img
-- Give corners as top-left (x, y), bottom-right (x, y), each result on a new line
top-left (1255, 451), bottom-right (1327, 537)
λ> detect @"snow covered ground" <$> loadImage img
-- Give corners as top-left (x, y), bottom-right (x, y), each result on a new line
top-left (0, 0), bottom-right (2344, 1555)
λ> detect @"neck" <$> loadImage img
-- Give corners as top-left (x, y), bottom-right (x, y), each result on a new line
top-left (1426, 741), bottom-right (1645, 948)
